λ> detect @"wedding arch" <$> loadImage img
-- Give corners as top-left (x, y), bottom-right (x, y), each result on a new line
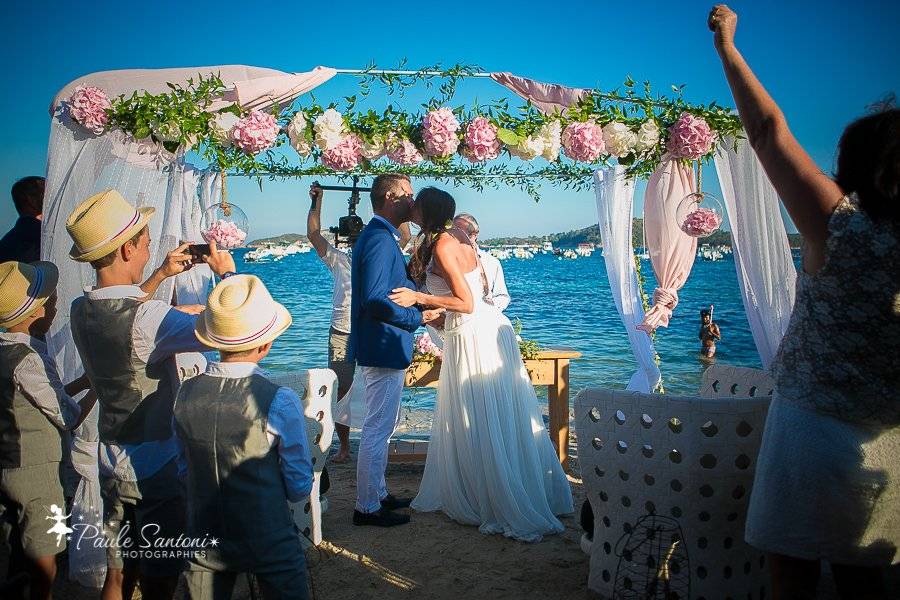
top-left (44, 63), bottom-right (795, 394)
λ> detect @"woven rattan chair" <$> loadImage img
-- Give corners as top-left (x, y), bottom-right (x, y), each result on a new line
top-left (575, 374), bottom-right (771, 600)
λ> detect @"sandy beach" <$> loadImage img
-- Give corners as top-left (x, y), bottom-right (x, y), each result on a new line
top-left (3, 426), bottom-right (899, 598)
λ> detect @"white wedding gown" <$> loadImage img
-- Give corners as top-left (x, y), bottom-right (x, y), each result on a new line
top-left (411, 264), bottom-right (574, 541)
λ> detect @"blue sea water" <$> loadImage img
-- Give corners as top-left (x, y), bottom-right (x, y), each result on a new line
top-left (236, 249), bottom-right (763, 410)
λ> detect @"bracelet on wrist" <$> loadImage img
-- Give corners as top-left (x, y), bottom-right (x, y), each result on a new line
top-left (221, 271), bottom-right (237, 279)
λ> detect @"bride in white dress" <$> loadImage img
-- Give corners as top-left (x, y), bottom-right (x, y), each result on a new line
top-left (389, 187), bottom-right (573, 542)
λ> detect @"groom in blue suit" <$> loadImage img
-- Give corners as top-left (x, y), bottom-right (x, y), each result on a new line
top-left (349, 174), bottom-right (436, 527)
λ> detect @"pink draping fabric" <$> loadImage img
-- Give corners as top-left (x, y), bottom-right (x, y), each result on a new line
top-left (51, 65), bottom-right (336, 114)
top-left (489, 72), bottom-right (590, 115)
top-left (637, 158), bottom-right (698, 334)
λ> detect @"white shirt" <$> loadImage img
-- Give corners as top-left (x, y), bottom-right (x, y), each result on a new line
top-left (201, 362), bottom-right (314, 502)
top-left (82, 284), bottom-right (209, 481)
top-left (320, 242), bottom-right (352, 334)
top-left (0, 332), bottom-right (82, 430)
top-left (479, 249), bottom-right (511, 311)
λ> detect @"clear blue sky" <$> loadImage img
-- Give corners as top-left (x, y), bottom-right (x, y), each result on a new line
top-left (1, 0), bottom-right (897, 240)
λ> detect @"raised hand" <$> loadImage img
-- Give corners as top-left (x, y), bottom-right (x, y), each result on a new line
top-left (389, 287), bottom-right (420, 308)
top-left (203, 240), bottom-right (237, 276)
top-left (708, 4), bottom-right (737, 49)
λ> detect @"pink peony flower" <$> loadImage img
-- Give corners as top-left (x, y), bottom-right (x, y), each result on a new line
top-left (202, 219), bottom-right (248, 249)
top-left (681, 207), bottom-right (722, 237)
top-left (561, 121), bottom-right (606, 162)
top-left (321, 134), bottom-right (363, 171)
top-left (462, 116), bottom-right (501, 163)
top-left (421, 108), bottom-right (461, 158)
top-left (387, 139), bottom-right (424, 165)
top-left (230, 110), bottom-right (280, 155)
top-left (69, 85), bottom-right (111, 135)
top-left (667, 113), bottom-right (715, 160)
top-left (414, 332), bottom-right (443, 360)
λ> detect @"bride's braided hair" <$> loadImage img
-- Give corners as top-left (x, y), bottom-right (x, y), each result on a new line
top-left (407, 187), bottom-right (457, 286)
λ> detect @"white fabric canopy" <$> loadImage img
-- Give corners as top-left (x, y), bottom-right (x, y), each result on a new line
top-left (714, 136), bottom-right (796, 368)
top-left (51, 65), bottom-right (336, 114)
top-left (594, 168), bottom-right (662, 392)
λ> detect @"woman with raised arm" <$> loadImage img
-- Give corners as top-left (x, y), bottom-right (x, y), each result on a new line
top-left (709, 5), bottom-right (899, 599)
top-left (389, 187), bottom-right (573, 542)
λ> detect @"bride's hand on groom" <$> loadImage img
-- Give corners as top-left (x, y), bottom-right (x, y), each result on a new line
top-left (422, 309), bottom-right (444, 325)
top-left (389, 287), bottom-right (420, 308)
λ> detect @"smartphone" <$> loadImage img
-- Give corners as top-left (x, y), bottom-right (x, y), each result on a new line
top-left (187, 244), bottom-right (210, 264)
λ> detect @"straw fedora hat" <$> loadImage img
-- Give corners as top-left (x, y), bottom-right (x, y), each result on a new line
top-left (66, 189), bottom-right (155, 263)
top-left (195, 275), bottom-right (292, 352)
top-left (0, 261), bottom-right (60, 329)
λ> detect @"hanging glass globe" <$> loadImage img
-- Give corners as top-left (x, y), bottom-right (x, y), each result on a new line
top-left (675, 192), bottom-right (724, 238)
top-left (200, 202), bottom-right (250, 249)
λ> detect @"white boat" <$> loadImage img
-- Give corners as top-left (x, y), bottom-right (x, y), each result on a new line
top-left (541, 241), bottom-right (554, 254)
top-left (697, 245), bottom-right (724, 261)
top-left (575, 242), bottom-right (594, 257)
top-left (244, 241), bottom-right (312, 262)
top-left (562, 249), bottom-right (578, 259)
top-left (488, 248), bottom-right (511, 260)
top-left (512, 247), bottom-right (534, 259)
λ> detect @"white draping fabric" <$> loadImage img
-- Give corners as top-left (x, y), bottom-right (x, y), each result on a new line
top-left (714, 136), bottom-right (796, 368)
top-left (594, 168), bottom-right (662, 392)
top-left (51, 65), bottom-right (336, 114)
top-left (67, 403), bottom-right (104, 588)
top-left (638, 158), bottom-right (698, 333)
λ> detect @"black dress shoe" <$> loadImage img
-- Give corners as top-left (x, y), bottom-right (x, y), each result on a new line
top-left (353, 508), bottom-right (411, 527)
top-left (380, 494), bottom-right (412, 511)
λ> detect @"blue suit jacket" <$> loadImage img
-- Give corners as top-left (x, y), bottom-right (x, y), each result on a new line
top-left (348, 217), bottom-right (422, 369)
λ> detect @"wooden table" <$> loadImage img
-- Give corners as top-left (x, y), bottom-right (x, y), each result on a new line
top-left (392, 347), bottom-right (582, 470)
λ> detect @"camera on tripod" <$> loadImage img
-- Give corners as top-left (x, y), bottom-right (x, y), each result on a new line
top-left (312, 177), bottom-right (370, 246)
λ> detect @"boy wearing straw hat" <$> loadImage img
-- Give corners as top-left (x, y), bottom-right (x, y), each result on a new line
top-left (175, 274), bottom-right (312, 599)
top-left (0, 260), bottom-right (97, 600)
top-left (65, 189), bottom-right (236, 599)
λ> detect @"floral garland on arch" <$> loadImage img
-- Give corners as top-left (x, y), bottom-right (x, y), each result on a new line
top-left (61, 67), bottom-right (742, 199)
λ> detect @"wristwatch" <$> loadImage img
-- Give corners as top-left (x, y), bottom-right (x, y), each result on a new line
top-left (221, 271), bottom-right (237, 279)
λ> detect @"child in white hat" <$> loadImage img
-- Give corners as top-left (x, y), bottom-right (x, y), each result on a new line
top-left (0, 260), bottom-right (97, 600)
top-left (65, 189), bottom-right (236, 598)
top-left (175, 274), bottom-right (312, 599)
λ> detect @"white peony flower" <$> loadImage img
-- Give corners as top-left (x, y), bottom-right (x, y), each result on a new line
top-left (286, 112), bottom-right (311, 156)
top-left (313, 108), bottom-right (346, 150)
top-left (538, 120), bottom-right (562, 161)
top-left (210, 113), bottom-right (239, 146)
top-left (635, 119), bottom-right (661, 153)
top-left (508, 134), bottom-right (546, 160)
top-left (151, 120), bottom-right (182, 143)
top-left (360, 134), bottom-right (386, 160)
top-left (602, 121), bottom-right (638, 158)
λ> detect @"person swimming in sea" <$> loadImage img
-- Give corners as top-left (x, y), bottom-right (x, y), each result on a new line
top-left (699, 307), bottom-right (721, 358)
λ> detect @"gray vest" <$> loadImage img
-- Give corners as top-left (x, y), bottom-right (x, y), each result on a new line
top-left (174, 373), bottom-right (302, 570)
top-left (0, 343), bottom-right (64, 468)
top-left (70, 296), bottom-right (178, 445)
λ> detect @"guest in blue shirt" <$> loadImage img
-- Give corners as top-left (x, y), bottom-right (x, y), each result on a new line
top-left (0, 176), bottom-right (44, 263)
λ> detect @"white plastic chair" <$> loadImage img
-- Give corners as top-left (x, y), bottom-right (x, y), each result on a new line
top-left (575, 377), bottom-right (771, 600)
top-left (269, 368), bottom-right (337, 548)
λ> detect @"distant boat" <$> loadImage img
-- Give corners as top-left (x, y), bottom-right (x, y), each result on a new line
top-left (697, 244), bottom-right (725, 261)
top-left (244, 241), bottom-right (312, 262)
top-left (575, 242), bottom-right (595, 257)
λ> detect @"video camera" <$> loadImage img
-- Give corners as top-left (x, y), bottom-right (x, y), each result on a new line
top-left (312, 177), bottom-right (370, 246)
